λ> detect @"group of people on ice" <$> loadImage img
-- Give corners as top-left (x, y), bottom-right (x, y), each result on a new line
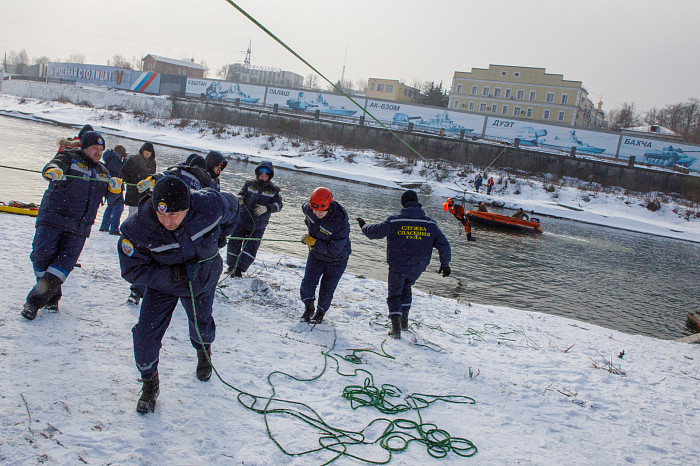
top-left (21, 125), bottom-right (452, 414)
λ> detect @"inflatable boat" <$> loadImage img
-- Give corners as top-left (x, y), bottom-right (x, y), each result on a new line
top-left (465, 210), bottom-right (543, 233)
top-left (0, 201), bottom-right (39, 217)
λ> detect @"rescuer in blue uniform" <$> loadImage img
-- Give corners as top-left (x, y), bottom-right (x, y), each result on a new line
top-left (22, 131), bottom-right (122, 320)
top-left (226, 161), bottom-right (283, 277)
top-left (299, 187), bottom-right (351, 324)
top-left (204, 150), bottom-right (227, 192)
top-left (118, 176), bottom-right (239, 414)
top-left (357, 190), bottom-right (451, 339)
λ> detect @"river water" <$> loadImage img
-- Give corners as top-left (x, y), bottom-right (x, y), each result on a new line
top-left (1, 116), bottom-right (698, 340)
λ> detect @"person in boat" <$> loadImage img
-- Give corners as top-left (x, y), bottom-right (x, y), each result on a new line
top-left (226, 161), bottom-right (283, 278)
top-left (299, 187), bottom-right (351, 325)
top-left (22, 131), bottom-right (123, 320)
top-left (357, 190), bottom-right (451, 340)
top-left (118, 176), bottom-right (239, 414)
top-left (512, 208), bottom-right (530, 220)
top-left (444, 197), bottom-right (476, 242)
top-left (99, 145), bottom-right (128, 235)
top-left (477, 202), bottom-right (488, 212)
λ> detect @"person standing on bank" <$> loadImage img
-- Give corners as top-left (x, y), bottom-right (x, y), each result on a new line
top-left (120, 142), bottom-right (156, 304)
top-left (204, 150), bottom-right (227, 192)
top-left (226, 161), bottom-right (283, 277)
top-left (299, 187), bottom-right (351, 324)
top-left (357, 190), bottom-right (451, 339)
top-left (99, 145), bottom-right (128, 235)
top-left (118, 176), bottom-right (239, 414)
top-left (22, 131), bottom-right (123, 320)
top-left (486, 176), bottom-right (494, 195)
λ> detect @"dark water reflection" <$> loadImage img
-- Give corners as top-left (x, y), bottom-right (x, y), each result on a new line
top-left (1, 116), bottom-right (698, 340)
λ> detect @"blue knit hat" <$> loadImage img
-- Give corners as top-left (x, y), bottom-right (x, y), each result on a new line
top-left (81, 131), bottom-right (105, 150)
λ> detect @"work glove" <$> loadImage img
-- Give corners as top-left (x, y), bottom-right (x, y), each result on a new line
top-left (108, 177), bottom-right (123, 194)
top-left (137, 176), bottom-right (155, 193)
top-left (301, 234), bottom-right (316, 248)
top-left (218, 233), bottom-right (228, 249)
top-left (438, 265), bottom-right (451, 277)
top-left (236, 194), bottom-right (244, 205)
top-left (44, 167), bottom-right (66, 181)
top-left (356, 217), bottom-right (366, 228)
top-left (253, 204), bottom-right (268, 216)
top-left (467, 233), bottom-right (476, 242)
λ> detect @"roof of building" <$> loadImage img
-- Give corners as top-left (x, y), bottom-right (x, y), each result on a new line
top-left (623, 125), bottom-right (680, 137)
top-left (143, 54), bottom-right (204, 70)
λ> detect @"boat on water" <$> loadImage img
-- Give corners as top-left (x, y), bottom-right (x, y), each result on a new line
top-left (286, 92), bottom-right (357, 116)
top-left (0, 201), bottom-right (39, 217)
top-left (465, 210), bottom-right (543, 233)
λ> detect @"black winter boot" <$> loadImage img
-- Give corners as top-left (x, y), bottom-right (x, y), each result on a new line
top-left (127, 289), bottom-right (141, 305)
top-left (23, 274), bottom-right (63, 320)
top-left (310, 308), bottom-right (326, 324)
top-left (21, 302), bottom-right (39, 320)
top-left (136, 371), bottom-right (160, 414)
top-left (301, 301), bottom-right (315, 322)
top-left (44, 287), bottom-right (62, 312)
top-left (388, 315), bottom-right (402, 339)
top-left (401, 309), bottom-right (409, 330)
top-left (196, 347), bottom-right (212, 382)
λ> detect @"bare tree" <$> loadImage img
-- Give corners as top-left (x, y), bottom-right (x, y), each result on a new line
top-left (68, 54), bottom-right (85, 64)
top-left (304, 73), bottom-right (319, 90)
top-left (32, 56), bottom-right (51, 66)
top-left (111, 54), bottom-right (132, 69)
top-left (8, 49), bottom-right (29, 66)
top-left (217, 64), bottom-right (229, 80)
top-left (200, 60), bottom-right (209, 78)
top-left (353, 78), bottom-right (367, 94)
top-left (606, 102), bottom-right (639, 130)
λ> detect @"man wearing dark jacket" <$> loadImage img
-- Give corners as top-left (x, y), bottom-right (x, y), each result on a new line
top-left (299, 187), bottom-right (351, 324)
top-left (22, 131), bottom-right (122, 320)
top-left (357, 190), bottom-right (451, 339)
top-left (99, 145), bottom-right (127, 234)
top-left (120, 142), bottom-right (156, 304)
top-left (226, 161), bottom-right (283, 277)
top-left (118, 176), bottom-right (239, 414)
top-left (204, 150), bottom-right (227, 192)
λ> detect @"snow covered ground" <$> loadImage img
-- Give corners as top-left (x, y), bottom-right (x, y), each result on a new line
top-left (1, 210), bottom-right (700, 464)
top-left (1, 94), bottom-right (700, 464)
top-left (0, 93), bottom-right (699, 244)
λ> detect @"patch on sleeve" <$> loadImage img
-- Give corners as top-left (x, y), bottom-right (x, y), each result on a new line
top-left (120, 238), bottom-right (135, 257)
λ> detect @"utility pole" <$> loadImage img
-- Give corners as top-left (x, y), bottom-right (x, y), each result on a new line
top-left (340, 44), bottom-right (348, 90)
top-left (244, 40), bottom-right (251, 68)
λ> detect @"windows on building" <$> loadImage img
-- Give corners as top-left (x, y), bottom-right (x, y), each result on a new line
top-left (479, 103), bottom-right (487, 112)
top-left (494, 88), bottom-right (502, 97)
top-left (501, 71), bottom-right (507, 76)
top-left (491, 105), bottom-right (498, 113)
top-left (526, 108), bottom-right (533, 118)
top-left (386, 85), bottom-right (393, 93)
top-left (505, 89), bottom-right (512, 98)
top-left (502, 105), bottom-right (508, 115)
top-left (514, 106), bottom-right (521, 116)
top-left (558, 111), bottom-right (565, 121)
top-left (546, 92), bottom-right (554, 103)
top-left (514, 72), bottom-right (520, 77)
top-left (482, 86), bottom-right (490, 96)
top-left (377, 84), bottom-right (384, 91)
top-left (456, 84), bottom-right (463, 94)
top-left (468, 102), bottom-right (475, 111)
top-left (529, 91), bottom-right (536, 101)
top-left (561, 94), bottom-right (568, 104)
top-left (471, 85), bottom-right (478, 95)
top-left (543, 109), bottom-right (550, 120)
top-left (453, 100), bottom-right (460, 109)
top-left (370, 83), bottom-right (375, 90)
top-left (516, 90), bottom-right (524, 100)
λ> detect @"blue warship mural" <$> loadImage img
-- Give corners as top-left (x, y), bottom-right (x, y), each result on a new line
top-left (515, 127), bottom-right (605, 154)
top-left (644, 146), bottom-right (699, 168)
top-left (392, 111), bottom-right (473, 134)
top-left (205, 82), bottom-right (259, 103)
top-left (286, 92), bottom-right (357, 116)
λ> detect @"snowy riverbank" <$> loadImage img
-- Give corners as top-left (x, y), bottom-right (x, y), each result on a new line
top-left (1, 211), bottom-right (700, 464)
top-left (1, 93), bottom-right (699, 243)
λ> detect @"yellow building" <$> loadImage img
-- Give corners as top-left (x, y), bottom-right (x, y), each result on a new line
top-left (449, 65), bottom-right (604, 128)
top-left (366, 78), bottom-right (420, 103)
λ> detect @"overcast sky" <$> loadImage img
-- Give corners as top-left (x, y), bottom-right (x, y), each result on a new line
top-left (1, 0), bottom-right (698, 113)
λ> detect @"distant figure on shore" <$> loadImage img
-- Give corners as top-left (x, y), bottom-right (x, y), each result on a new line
top-left (486, 177), bottom-right (494, 195)
top-left (474, 174), bottom-right (483, 193)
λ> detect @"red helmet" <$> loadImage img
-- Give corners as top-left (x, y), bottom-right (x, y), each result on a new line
top-left (309, 187), bottom-right (333, 211)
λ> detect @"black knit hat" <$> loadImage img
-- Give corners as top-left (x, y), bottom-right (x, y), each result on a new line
top-left (151, 176), bottom-right (190, 213)
top-left (186, 153), bottom-right (206, 169)
top-left (78, 124), bottom-right (94, 139)
top-left (139, 142), bottom-right (155, 156)
top-left (81, 131), bottom-right (105, 150)
top-left (401, 190), bottom-right (418, 206)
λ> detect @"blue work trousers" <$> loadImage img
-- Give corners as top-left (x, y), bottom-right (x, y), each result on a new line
top-left (226, 224), bottom-right (265, 272)
top-left (386, 267), bottom-right (424, 317)
top-left (300, 253), bottom-right (347, 312)
top-left (100, 193), bottom-right (124, 234)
